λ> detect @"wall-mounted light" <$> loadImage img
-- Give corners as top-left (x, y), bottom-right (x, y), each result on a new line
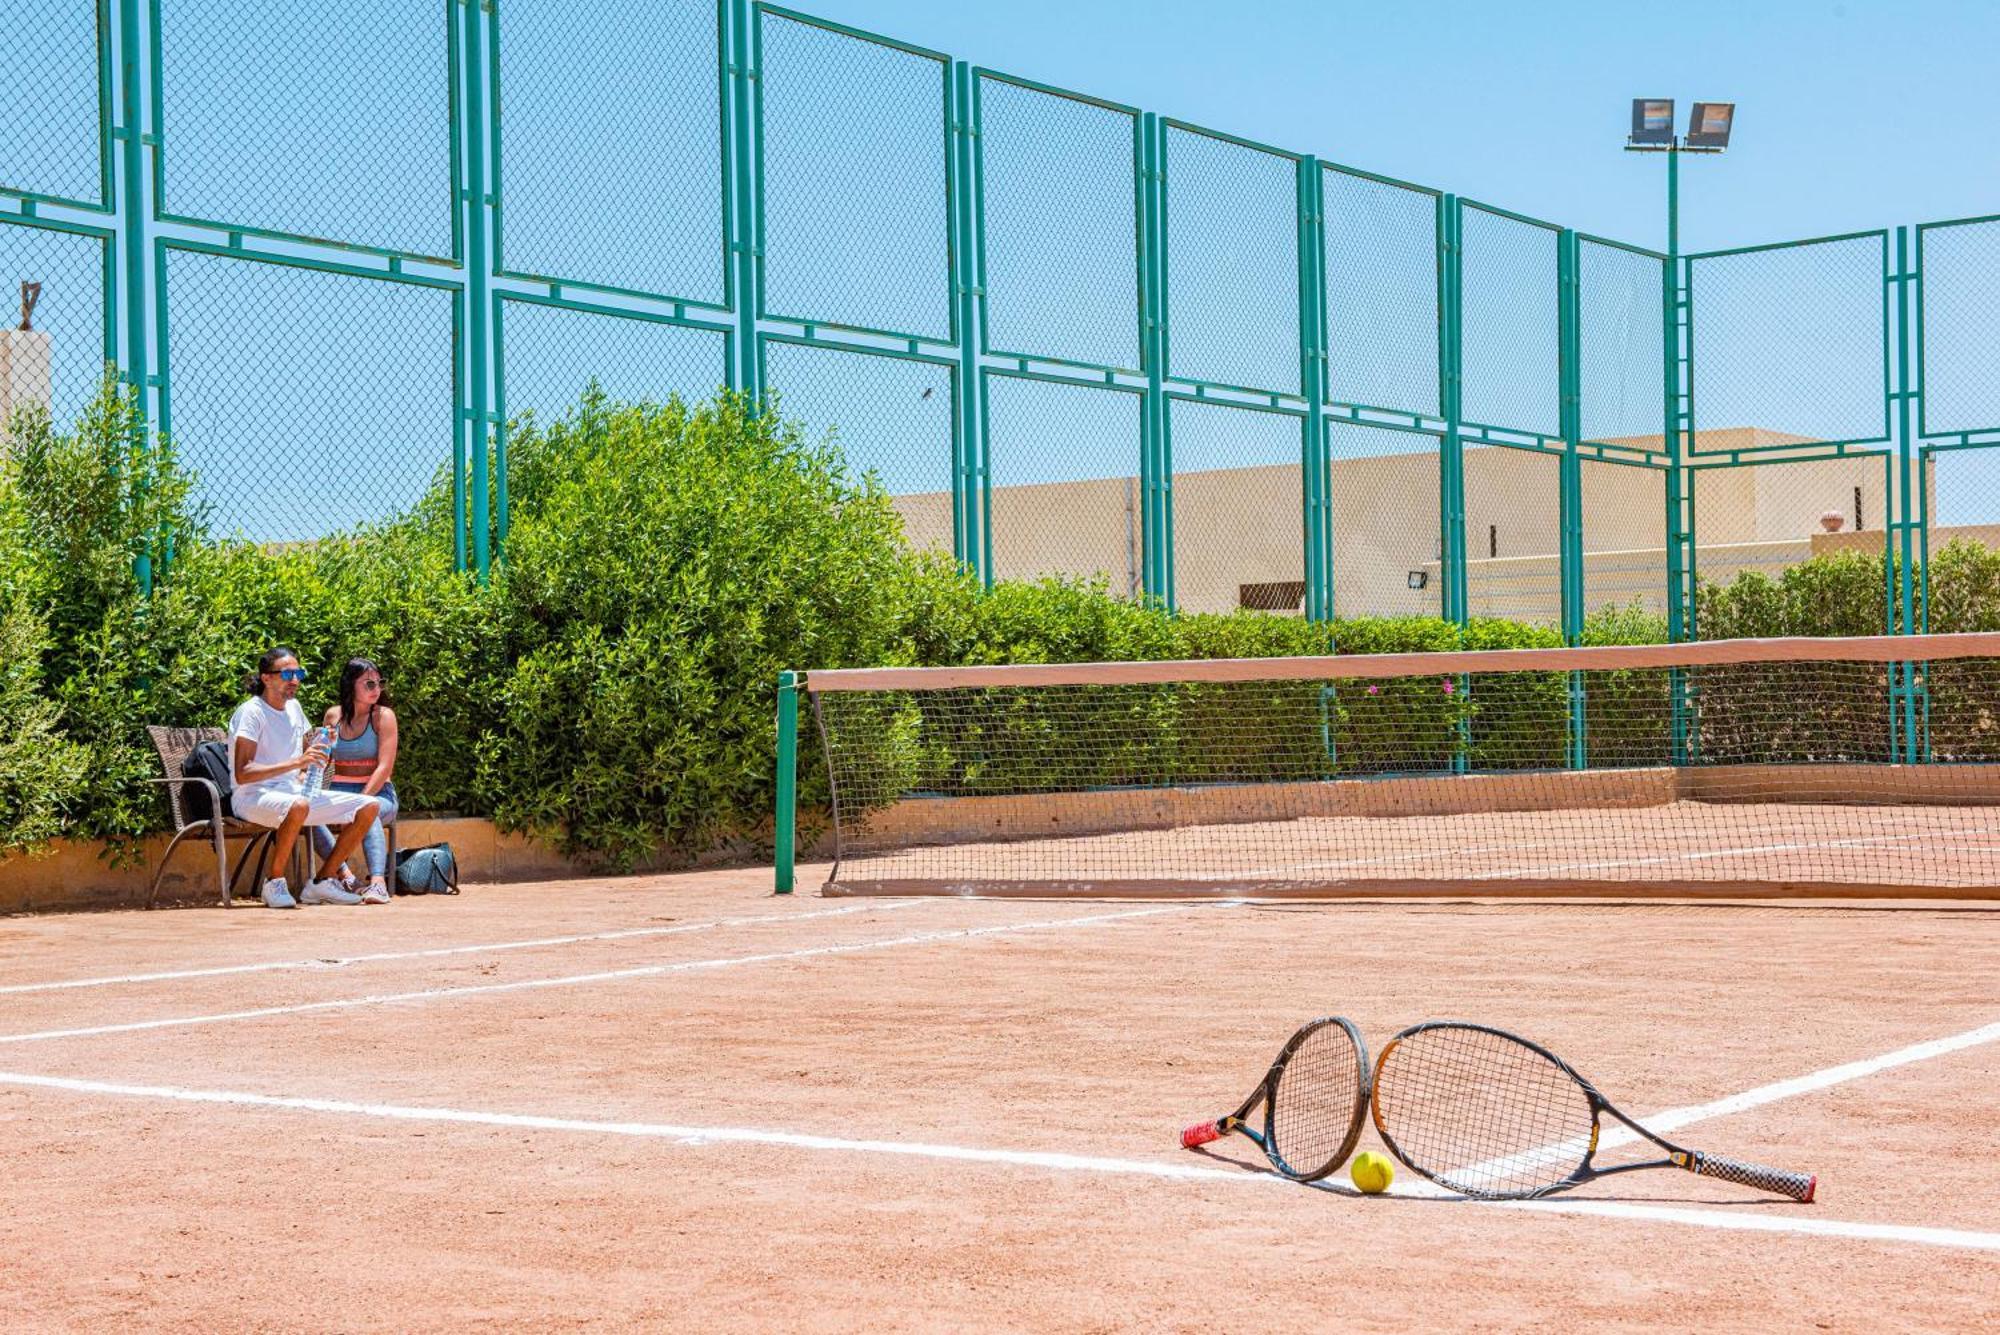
top-left (1407, 570), bottom-right (1429, 590)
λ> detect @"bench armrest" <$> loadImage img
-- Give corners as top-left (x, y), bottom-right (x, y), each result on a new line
top-left (150, 775), bottom-right (222, 828)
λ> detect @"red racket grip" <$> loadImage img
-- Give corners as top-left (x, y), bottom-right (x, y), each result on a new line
top-left (1181, 1120), bottom-right (1224, 1149)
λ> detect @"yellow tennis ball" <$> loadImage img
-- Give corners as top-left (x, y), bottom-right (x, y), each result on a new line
top-left (1350, 1151), bottom-right (1395, 1194)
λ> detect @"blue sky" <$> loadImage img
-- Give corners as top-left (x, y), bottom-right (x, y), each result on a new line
top-left (798, 0), bottom-right (1999, 252)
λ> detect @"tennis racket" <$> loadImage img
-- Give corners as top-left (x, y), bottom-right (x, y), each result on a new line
top-left (1179, 1016), bottom-right (1370, 1182)
top-left (1371, 1021), bottom-right (1817, 1202)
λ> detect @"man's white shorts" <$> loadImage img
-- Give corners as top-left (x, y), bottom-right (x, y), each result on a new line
top-left (235, 784), bottom-right (379, 829)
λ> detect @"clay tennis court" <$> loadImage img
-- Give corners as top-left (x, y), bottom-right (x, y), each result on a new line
top-left (3, 868), bottom-right (1996, 1329)
top-left (825, 799), bottom-right (2000, 896)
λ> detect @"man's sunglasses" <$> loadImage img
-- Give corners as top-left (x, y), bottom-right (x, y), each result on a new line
top-left (269, 667), bottom-right (308, 683)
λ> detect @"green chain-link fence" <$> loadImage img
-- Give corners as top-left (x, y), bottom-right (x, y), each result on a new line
top-left (3, 0), bottom-right (1995, 665)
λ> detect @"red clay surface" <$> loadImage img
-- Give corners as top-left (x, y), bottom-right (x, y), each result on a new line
top-left (2, 867), bottom-right (1997, 1330)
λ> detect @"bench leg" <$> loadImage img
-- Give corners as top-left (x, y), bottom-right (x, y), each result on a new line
top-left (214, 815), bottom-right (231, 907)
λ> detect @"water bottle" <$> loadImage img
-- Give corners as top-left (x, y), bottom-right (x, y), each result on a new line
top-left (302, 724), bottom-right (335, 797)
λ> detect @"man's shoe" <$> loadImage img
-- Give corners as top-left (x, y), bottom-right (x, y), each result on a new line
top-left (300, 878), bottom-right (364, 906)
top-left (261, 878), bottom-right (298, 910)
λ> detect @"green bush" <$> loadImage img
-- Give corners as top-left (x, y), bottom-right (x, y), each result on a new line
top-left (0, 599), bottom-right (88, 852)
top-left (474, 389), bottom-right (915, 870)
top-left (0, 379), bottom-right (498, 862)
top-left (1696, 548), bottom-right (1893, 640)
top-left (9, 375), bottom-right (2000, 873)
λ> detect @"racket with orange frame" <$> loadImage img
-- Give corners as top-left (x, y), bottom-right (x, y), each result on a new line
top-left (1179, 1016), bottom-right (1370, 1182)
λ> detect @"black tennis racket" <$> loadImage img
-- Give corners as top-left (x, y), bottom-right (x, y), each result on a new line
top-left (1371, 1021), bottom-right (1816, 1202)
top-left (1179, 1016), bottom-right (1370, 1182)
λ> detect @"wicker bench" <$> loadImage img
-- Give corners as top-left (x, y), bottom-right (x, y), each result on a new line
top-left (145, 725), bottom-right (277, 908)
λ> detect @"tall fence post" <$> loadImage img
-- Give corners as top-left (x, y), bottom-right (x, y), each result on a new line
top-left (1439, 194), bottom-right (1470, 773)
top-left (1889, 225), bottom-right (1924, 761)
top-left (1438, 194), bottom-right (1467, 628)
top-left (459, 0), bottom-right (496, 579)
top-left (948, 61), bottom-right (987, 581)
top-left (1663, 151), bottom-right (1695, 762)
top-left (1139, 113), bottom-right (1171, 608)
top-left (1297, 157), bottom-right (1331, 621)
top-left (774, 671), bottom-right (798, 894)
top-left (1557, 229), bottom-right (1586, 767)
top-left (725, 0), bottom-right (763, 402)
top-left (113, 0), bottom-right (156, 591)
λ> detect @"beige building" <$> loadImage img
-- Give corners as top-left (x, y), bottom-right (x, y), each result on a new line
top-left (887, 427), bottom-right (1966, 624)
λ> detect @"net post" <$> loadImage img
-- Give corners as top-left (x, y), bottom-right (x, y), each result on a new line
top-left (774, 671), bottom-right (799, 894)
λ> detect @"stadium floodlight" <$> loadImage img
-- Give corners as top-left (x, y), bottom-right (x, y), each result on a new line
top-left (1628, 99), bottom-right (1675, 147)
top-left (1686, 101), bottom-right (1735, 150)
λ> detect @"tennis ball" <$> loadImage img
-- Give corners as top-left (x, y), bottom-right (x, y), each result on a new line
top-left (1350, 1151), bottom-right (1395, 1194)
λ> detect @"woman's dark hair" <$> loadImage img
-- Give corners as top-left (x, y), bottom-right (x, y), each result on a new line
top-left (241, 646), bottom-right (298, 700)
top-left (337, 658), bottom-right (384, 726)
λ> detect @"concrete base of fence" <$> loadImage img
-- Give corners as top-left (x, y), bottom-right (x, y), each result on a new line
top-left (0, 817), bottom-right (694, 915)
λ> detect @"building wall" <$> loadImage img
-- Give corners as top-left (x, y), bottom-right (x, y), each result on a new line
top-left (884, 427), bottom-right (1965, 624)
top-left (0, 328), bottom-right (53, 451)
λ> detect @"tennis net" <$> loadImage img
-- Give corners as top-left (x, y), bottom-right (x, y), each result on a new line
top-left (801, 634), bottom-right (2000, 897)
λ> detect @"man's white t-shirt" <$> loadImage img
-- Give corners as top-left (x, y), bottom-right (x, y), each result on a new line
top-left (229, 695), bottom-right (309, 798)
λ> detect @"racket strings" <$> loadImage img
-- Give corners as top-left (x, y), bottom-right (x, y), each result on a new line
top-left (1376, 1026), bottom-right (1595, 1197)
top-left (1268, 1023), bottom-right (1363, 1177)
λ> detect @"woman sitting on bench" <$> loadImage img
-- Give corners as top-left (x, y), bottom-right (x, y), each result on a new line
top-left (229, 647), bottom-right (379, 910)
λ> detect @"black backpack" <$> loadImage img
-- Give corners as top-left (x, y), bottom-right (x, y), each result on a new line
top-left (181, 738), bottom-right (237, 824)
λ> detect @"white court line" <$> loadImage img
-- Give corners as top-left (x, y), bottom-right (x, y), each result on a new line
top-left (0, 905), bottom-right (1206, 1046)
top-left (1232, 826), bottom-right (1950, 884)
top-left (1407, 1017), bottom-right (2000, 1193)
top-left (0, 901), bottom-right (924, 996)
top-left (0, 1069), bottom-right (1993, 1254)
top-left (1604, 1018), bottom-right (2000, 1147)
top-left (1466, 831), bottom-right (1932, 881)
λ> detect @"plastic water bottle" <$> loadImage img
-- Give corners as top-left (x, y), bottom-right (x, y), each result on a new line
top-left (302, 725), bottom-right (336, 797)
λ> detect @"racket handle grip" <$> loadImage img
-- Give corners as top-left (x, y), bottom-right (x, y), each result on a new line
top-left (1181, 1120), bottom-right (1224, 1149)
top-left (1690, 1151), bottom-right (1817, 1203)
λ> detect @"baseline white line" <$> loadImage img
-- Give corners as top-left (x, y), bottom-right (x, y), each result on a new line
top-left (0, 905), bottom-right (1205, 1046)
top-left (0, 1070), bottom-right (1992, 1254)
top-left (0, 901), bottom-right (924, 996)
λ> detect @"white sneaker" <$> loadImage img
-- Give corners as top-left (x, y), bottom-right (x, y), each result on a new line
top-left (261, 878), bottom-right (298, 910)
top-left (300, 878), bottom-right (364, 906)
top-left (360, 877), bottom-right (391, 905)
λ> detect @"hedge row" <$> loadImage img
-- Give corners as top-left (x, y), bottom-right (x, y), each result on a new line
top-left (3, 380), bottom-right (1996, 869)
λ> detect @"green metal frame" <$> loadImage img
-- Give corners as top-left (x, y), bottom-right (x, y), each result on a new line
top-left (0, 0), bottom-right (116, 214)
top-left (1682, 228), bottom-right (1895, 458)
top-left (774, 670), bottom-right (798, 893)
